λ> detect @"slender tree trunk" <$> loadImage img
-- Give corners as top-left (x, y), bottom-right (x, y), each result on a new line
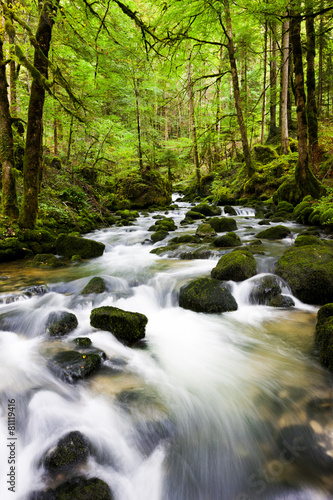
top-left (306, 9), bottom-right (318, 162)
top-left (291, 11), bottom-right (321, 198)
top-left (261, 21), bottom-right (268, 144)
top-left (223, 0), bottom-right (254, 176)
top-left (67, 115), bottom-right (73, 163)
top-left (19, 0), bottom-right (59, 228)
top-left (187, 59), bottom-right (201, 191)
top-left (134, 78), bottom-right (143, 171)
top-left (317, 10), bottom-right (324, 116)
top-left (8, 1), bottom-right (17, 117)
top-left (269, 22), bottom-right (278, 139)
top-left (0, 37), bottom-right (18, 219)
top-left (281, 18), bottom-right (290, 154)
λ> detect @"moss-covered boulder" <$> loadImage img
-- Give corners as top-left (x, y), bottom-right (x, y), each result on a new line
top-left (48, 350), bottom-right (103, 383)
top-left (81, 277), bottom-right (107, 295)
top-left (315, 304), bottom-right (333, 372)
top-left (294, 234), bottom-right (324, 247)
top-left (293, 199), bottom-right (314, 224)
top-left (211, 249), bottom-right (257, 281)
top-left (192, 203), bottom-right (221, 217)
top-left (29, 477), bottom-right (113, 500)
top-left (196, 223), bottom-right (216, 238)
top-left (224, 205), bottom-right (237, 216)
top-left (90, 306), bottom-right (148, 346)
top-left (46, 311), bottom-right (78, 337)
top-left (118, 170), bottom-right (171, 208)
top-left (275, 245), bottom-right (333, 304)
top-left (213, 232), bottom-right (241, 248)
top-left (151, 230), bottom-right (168, 242)
top-left (43, 431), bottom-right (90, 474)
top-left (249, 275), bottom-right (281, 305)
top-left (269, 294), bottom-right (295, 308)
top-left (179, 248), bottom-right (214, 260)
top-left (179, 277), bottom-right (237, 313)
top-left (30, 253), bottom-right (63, 268)
top-left (56, 235), bottom-right (105, 259)
top-left (170, 235), bottom-right (200, 244)
top-left (254, 145), bottom-right (279, 164)
top-left (73, 337), bottom-right (92, 348)
top-left (184, 210), bottom-right (205, 220)
top-left (255, 225), bottom-right (291, 240)
top-left (0, 237), bottom-right (33, 262)
top-left (149, 218), bottom-right (177, 232)
top-left (209, 217), bottom-right (237, 232)
top-left (19, 228), bottom-right (57, 254)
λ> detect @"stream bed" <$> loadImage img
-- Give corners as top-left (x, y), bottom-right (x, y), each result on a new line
top-left (0, 197), bottom-right (332, 500)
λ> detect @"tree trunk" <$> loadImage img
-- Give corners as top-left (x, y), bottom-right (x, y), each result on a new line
top-left (268, 22), bottom-right (278, 139)
top-left (223, 0), bottom-right (254, 177)
top-left (8, 1), bottom-right (17, 117)
top-left (134, 78), bottom-right (144, 171)
top-left (281, 18), bottom-right (290, 154)
top-left (0, 37), bottom-right (18, 219)
top-left (19, 0), bottom-right (59, 228)
top-left (261, 21), bottom-right (268, 144)
top-left (187, 59), bottom-right (201, 191)
top-left (291, 11), bottom-right (322, 198)
top-left (317, 10), bottom-right (324, 116)
top-left (306, 10), bottom-right (319, 162)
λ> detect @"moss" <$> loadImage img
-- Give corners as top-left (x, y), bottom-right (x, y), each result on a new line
top-left (73, 337), bottom-right (92, 347)
top-left (294, 234), bottom-right (324, 246)
top-left (196, 223), bottom-right (216, 238)
top-left (213, 231), bottom-right (241, 247)
top-left (29, 253), bottom-right (63, 268)
top-left (179, 277), bottom-right (238, 313)
top-left (315, 306), bottom-right (333, 372)
top-left (293, 200), bottom-right (314, 224)
top-left (151, 230), bottom-right (168, 242)
top-left (193, 203), bottom-right (221, 217)
top-left (209, 217), bottom-right (237, 232)
top-left (29, 476), bottom-right (113, 500)
top-left (254, 145), bottom-right (279, 164)
top-left (184, 210), bottom-right (205, 220)
top-left (90, 306), bottom-right (148, 346)
top-left (48, 350), bottom-right (102, 383)
top-left (211, 249), bottom-right (257, 281)
top-left (43, 431), bottom-right (89, 473)
top-left (46, 311), bottom-right (78, 336)
top-left (56, 235), bottom-right (105, 259)
top-left (255, 225), bottom-right (290, 240)
top-left (269, 294), bottom-right (295, 308)
top-left (81, 277), bottom-right (106, 295)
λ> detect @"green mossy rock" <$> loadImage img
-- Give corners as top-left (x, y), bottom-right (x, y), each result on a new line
top-left (255, 225), bottom-right (291, 240)
top-left (46, 311), bottom-right (78, 337)
top-left (293, 200), bottom-right (314, 224)
top-left (81, 277), bottom-right (106, 294)
top-left (151, 230), bottom-right (169, 242)
top-left (196, 223), bottom-right (216, 238)
top-left (275, 245), bottom-right (333, 304)
top-left (118, 170), bottom-right (171, 208)
top-left (254, 145), bottom-right (279, 164)
top-left (224, 205), bottom-right (237, 216)
top-left (19, 228), bottom-right (57, 254)
top-left (249, 275), bottom-right (281, 305)
top-left (184, 210), bottom-right (205, 220)
top-left (193, 203), bottom-right (221, 217)
top-left (211, 249), bottom-right (257, 282)
top-left (48, 350), bottom-right (102, 383)
top-left (56, 235), bottom-right (105, 259)
top-left (180, 249), bottom-right (213, 260)
top-left (73, 337), bottom-right (92, 347)
top-left (179, 277), bottom-right (238, 313)
top-left (90, 306), bottom-right (148, 346)
top-left (170, 235), bottom-right (200, 244)
top-left (209, 217), bottom-right (237, 232)
top-left (213, 232), bottom-right (241, 248)
top-left (294, 234), bottom-right (324, 247)
top-left (30, 253), bottom-right (63, 268)
top-left (29, 477), bottom-right (113, 500)
top-left (43, 431), bottom-right (90, 473)
top-left (315, 304), bottom-right (333, 371)
top-left (0, 237), bottom-right (33, 262)
top-left (269, 294), bottom-right (295, 308)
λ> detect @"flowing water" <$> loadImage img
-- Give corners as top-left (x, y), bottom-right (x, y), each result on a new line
top-left (0, 197), bottom-right (333, 500)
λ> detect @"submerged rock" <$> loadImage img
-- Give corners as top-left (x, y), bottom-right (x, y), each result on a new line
top-left (73, 337), bottom-right (92, 348)
top-left (315, 303), bottom-right (333, 371)
top-left (30, 253), bottom-right (64, 268)
top-left (269, 294), bottom-right (295, 308)
top-left (46, 311), bottom-right (78, 337)
top-left (48, 350), bottom-right (103, 382)
top-left (43, 431), bottom-right (90, 474)
top-left (255, 225), bottom-right (291, 240)
top-left (275, 244), bottom-right (333, 304)
top-left (90, 306), bottom-right (148, 346)
top-left (179, 277), bottom-right (238, 313)
top-left (211, 249), bottom-right (257, 282)
top-left (249, 275), bottom-right (281, 305)
top-left (29, 476), bottom-right (113, 500)
top-left (81, 277), bottom-right (107, 295)
top-left (56, 235), bottom-right (105, 259)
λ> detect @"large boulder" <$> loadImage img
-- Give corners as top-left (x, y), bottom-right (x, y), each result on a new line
top-left (211, 249), bottom-right (257, 281)
top-left (209, 217), bottom-right (237, 232)
top-left (315, 303), bottom-right (333, 371)
top-left (56, 235), bottom-right (105, 259)
top-left (29, 477), bottom-right (113, 500)
top-left (213, 232), bottom-right (241, 248)
top-left (81, 277), bottom-right (107, 295)
top-left (275, 244), bottom-right (333, 305)
top-left (48, 350), bottom-right (103, 383)
top-left (90, 306), bottom-right (148, 346)
top-left (46, 311), bottom-right (78, 337)
top-left (255, 225), bottom-right (291, 240)
top-left (249, 274), bottom-right (281, 305)
top-left (42, 431), bottom-right (90, 474)
top-left (118, 170), bottom-right (171, 208)
top-left (179, 277), bottom-right (238, 313)
top-left (192, 203), bottom-right (221, 217)
top-left (196, 223), bottom-right (216, 238)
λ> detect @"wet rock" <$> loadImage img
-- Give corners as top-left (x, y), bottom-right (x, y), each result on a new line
top-left (48, 350), bottom-right (103, 382)
top-left (179, 277), bottom-right (238, 313)
top-left (275, 245), bottom-right (333, 304)
top-left (170, 235), bottom-right (200, 244)
top-left (180, 249), bottom-right (214, 260)
top-left (224, 205), bottom-right (237, 216)
top-left (294, 234), bottom-right (324, 247)
top-left (0, 237), bottom-right (33, 262)
top-left (118, 169), bottom-right (171, 208)
top-left (149, 218), bottom-right (177, 232)
top-left (196, 223), bottom-right (216, 238)
top-left (193, 203), bottom-right (221, 217)
top-left (269, 294), bottom-right (295, 308)
top-left (209, 216), bottom-right (237, 232)
top-left (55, 235), bottom-right (105, 259)
top-left (211, 249), bottom-right (257, 282)
top-left (81, 277), bottom-right (106, 295)
top-left (184, 210), bottom-right (205, 220)
top-left (42, 431), bottom-right (90, 473)
top-left (23, 285), bottom-right (49, 297)
top-left (73, 337), bottom-right (92, 348)
top-left (29, 476), bottom-right (113, 500)
top-left (46, 311), bottom-right (78, 337)
top-left (315, 304), bottom-right (333, 371)
top-left (249, 275), bottom-right (281, 305)
top-left (29, 254), bottom-right (64, 268)
top-left (151, 230), bottom-right (168, 242)
top-left (255, 225), bottom-right (291, 240)
top-left (213, 231), bottom-right (241, 248)
top-left (90, 306), bottom-right (148, 346)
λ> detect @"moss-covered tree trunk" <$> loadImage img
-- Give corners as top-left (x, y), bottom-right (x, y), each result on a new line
top-left (291, 12), bottom-right (322, 198)
top-left (268, 23), bottom-right (278, 139)
top-left (19, 0), bottom-right (59, 229)
top-left (306, 10), bottom-right (319, 162)
top-left (281, 18), bottom-right (289, 154)
top-left (0, 36), bottom-right (19, 219)
top-left (187, 59), bottom-right (201, 191)
top-left (223, 0), bottom-right (254, 177)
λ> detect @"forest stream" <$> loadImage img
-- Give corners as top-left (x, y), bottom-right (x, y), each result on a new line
top-left (0, 196), bottom-right (333, 500)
